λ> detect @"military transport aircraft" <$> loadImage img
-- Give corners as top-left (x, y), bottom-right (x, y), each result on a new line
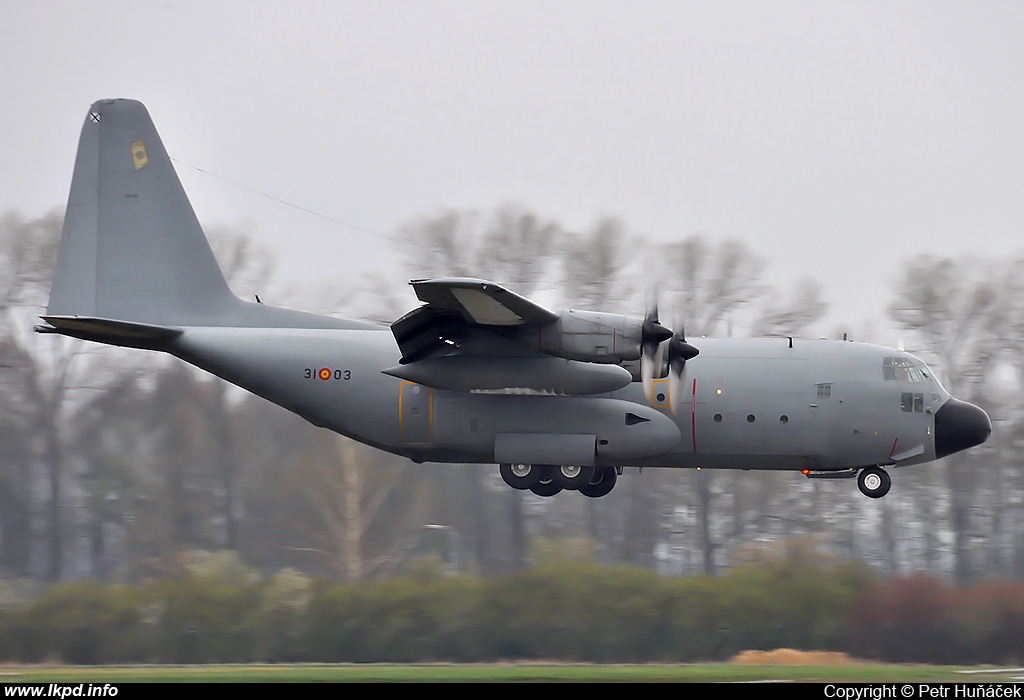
top-left (36, 99), bottom-right (992, 499)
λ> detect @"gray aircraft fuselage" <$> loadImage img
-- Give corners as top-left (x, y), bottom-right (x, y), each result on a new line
top-left (38, 98), bottom-right (992, 500)
top-left (169, 324), bottom-right (950, 471)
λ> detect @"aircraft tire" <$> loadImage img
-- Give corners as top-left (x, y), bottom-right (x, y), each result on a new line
top-left (578, 467), bottom-right (617, 498)
top-left (500, 463), bottom-right (542, 490)
top-left (530, 478), bottom-right (563, 497)
top-left (552, 464), bottom-right (594, 490)
top-left (528, 466), bottom-right (562, 496)
top-left (857, 467), bottom-right (891, 499)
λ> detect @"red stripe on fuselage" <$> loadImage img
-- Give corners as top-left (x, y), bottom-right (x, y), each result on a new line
top-left (691, 378), bottom-right (697, 452)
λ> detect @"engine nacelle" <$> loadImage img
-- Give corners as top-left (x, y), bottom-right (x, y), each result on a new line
top-left (517, 310), bottom-right (645, 364)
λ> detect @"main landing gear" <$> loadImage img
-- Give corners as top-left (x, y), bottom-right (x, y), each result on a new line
top-left (857, 466), bottom-right (891, 499)
top-left (499, 463), bottom-right (618, 498)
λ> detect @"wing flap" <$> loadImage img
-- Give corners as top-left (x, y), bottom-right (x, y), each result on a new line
top-left (390, 305), bottom-right (464, 364)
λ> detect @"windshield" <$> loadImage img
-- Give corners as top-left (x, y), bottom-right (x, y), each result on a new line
top-left (883, 356), bottom-right (929, 383)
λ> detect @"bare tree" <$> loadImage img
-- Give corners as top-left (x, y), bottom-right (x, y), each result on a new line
top-left (0, 211), bottom-right (79, 580)
top-left (889, 256), bottom-right (1005, 583)
top-left (659, 235), bottom-right (767, 337)
top-left (753, 278), bottom-right (828, 338)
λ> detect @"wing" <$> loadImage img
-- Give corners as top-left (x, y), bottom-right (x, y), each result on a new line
top-left (392, 278), bottom-right (558, 364)
top-left (389, 278), bottom-right (632, 395)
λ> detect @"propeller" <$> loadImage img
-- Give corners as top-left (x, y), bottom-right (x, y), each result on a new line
top-left (638, 307), bottom-right (671, 399)
top-left (638, 297), bottom-right (700, 407)
top-left (640, 304), bottom-right (671, 400)
top-left (666, 321), bottom-right (699, 414)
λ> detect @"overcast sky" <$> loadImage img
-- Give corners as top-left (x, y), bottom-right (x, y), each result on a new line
top-left (2, 1), bottom-right (1022, 336)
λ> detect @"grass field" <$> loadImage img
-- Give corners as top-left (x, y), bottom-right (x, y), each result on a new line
top-left (2, 663), bottom-right (1023, 683)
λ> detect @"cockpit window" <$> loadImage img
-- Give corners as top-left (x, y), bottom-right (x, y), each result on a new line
top-left (901, 392), bottom-right (913, 411)
top-left (901, 392), bottom-right (926, 413)
top-left (883, 357), bottom-right (927, 383)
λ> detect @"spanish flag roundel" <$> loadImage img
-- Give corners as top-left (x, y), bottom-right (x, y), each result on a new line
top-left (318, 368), bottom-right (331, 381)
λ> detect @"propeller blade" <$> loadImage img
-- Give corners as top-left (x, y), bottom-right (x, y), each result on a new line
top-left (669, 363), bottom-right (684, 415)
top-left (641, 340), bottom-right (665, 400)
top-left (640, 304), bottom-right (671, 399)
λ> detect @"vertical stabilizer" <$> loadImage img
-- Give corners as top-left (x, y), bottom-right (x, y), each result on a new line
top-left (48, 99), bottom-right (236, 325)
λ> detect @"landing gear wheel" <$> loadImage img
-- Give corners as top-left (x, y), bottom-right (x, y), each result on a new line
top-left (552, 464), bottom-right (594, 490)
top-left (529, 466), bottom-right (563, 497)
top-left (500, 463), bottom-right (541, 490)
top-left (857, 467), bottom-right (891, 499)
top-left (578, 467), bottom-right (618, 498)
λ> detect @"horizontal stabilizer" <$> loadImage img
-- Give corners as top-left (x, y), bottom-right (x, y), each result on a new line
top-left (38, 315), bottom-right (182, 349)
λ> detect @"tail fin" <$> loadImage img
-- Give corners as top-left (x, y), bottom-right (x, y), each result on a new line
top-left (48, 99), bottom-right (236, 325)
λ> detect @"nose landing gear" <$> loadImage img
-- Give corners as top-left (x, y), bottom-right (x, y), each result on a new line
top-left (857, 466), bottom-right (891, 499)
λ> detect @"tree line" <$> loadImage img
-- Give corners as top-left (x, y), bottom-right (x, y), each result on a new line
top-left (1, 543), bottom-right (1022, 665)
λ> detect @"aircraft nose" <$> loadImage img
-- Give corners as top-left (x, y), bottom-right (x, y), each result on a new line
top-left (934, 399), bottom-right (992, 459)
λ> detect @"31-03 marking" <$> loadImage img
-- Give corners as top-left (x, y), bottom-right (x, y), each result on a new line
top-left (304, 368), bottom-right (351, 381)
